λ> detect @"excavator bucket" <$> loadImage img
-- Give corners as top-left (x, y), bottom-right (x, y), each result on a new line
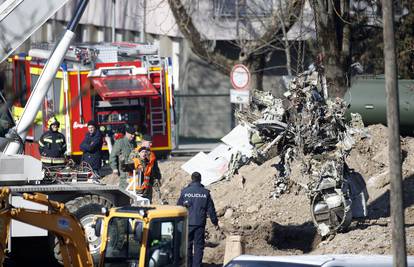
top-left (0, 0), bottom-right (70, 63)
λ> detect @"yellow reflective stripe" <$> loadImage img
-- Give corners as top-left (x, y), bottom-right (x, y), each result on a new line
top-left (164, 65), bottom-right (172, 150)
top-left (68, 71), bottom-right (90, 75)
top-left (12, 106), bottom-right (42, 125)
top-left (56, 139), bottom-right (65, 143)
top-left (41, 157), bottom-right (65, 163)
top-left (31, 67), bottom-right (63, 79)
top-left (39, 141), bottom-right (44, 146)
top-left (43, 138), bottom-right (53, 143)
top-left (151, 146), bottom-right (171, 151)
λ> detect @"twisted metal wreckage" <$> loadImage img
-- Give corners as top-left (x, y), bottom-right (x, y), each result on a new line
top-left (182, 68), bottom-right (369, 236)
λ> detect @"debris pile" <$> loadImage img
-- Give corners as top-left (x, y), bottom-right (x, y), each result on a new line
top-left (183, 68), bottom-right (368, 236)
top-left (160, 123), bottom-right (414, 263)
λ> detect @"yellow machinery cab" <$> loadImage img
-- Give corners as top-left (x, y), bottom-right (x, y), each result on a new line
top-left (98, 205), bottom-right (188, 267)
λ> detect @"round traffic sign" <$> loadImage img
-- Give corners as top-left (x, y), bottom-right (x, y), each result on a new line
top-left (230, 64), bottom-right (250, 90)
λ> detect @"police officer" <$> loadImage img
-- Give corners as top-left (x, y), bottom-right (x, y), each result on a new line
top-left (177, 172), bottom-right (219, 267)
top-left (80, 120), bottom-right (103, 175)
top-left (109, 125), bottom-right (136, 189)
top-left (38, 117), bottom-right (66, 166)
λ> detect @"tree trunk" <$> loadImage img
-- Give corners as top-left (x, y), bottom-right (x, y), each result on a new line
top-left (167, 0), bottom-right (235, 75)
top-left (311, 0), bottom-right (350, 98)
top-left (245, 55), bottom-right (266, 90)
top-left (168, 0), bottom-right (301, 91)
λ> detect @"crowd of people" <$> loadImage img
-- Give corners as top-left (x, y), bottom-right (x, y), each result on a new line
top-left (109, 125), bottom-right (161, 201)
top-left (37, 117), bottom-right (161, 201)
top-left (37, 117), bottom-right (218, 266)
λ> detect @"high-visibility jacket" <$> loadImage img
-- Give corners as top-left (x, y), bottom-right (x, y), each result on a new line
top-left (38, 130), bottom-right (66, 164)
top-left (144, 151), bottom-right (157, 177)
top-left (130, 149), bottom-right (161, 190)
top-left (131, 157), bottom-right (150, 189)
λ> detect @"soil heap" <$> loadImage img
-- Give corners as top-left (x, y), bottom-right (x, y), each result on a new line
top-left (156, 124), bottom-right (414, 265)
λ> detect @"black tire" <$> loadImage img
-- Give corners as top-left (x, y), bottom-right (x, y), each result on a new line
top-left (52, 195), bottom-right (113, 265)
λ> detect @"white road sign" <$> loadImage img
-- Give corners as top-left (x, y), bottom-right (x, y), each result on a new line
top-left (230, 89), bottom-right (250, 104)
top-left (230, 64), bottom-right (250, 90)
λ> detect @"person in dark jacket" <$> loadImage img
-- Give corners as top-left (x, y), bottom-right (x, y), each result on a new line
top-left (177, 172), bottom-right (219, 267)
top-left (38, 117), bottom-right (66, 166)
top-left (80, 120), bottom-right (103, 174)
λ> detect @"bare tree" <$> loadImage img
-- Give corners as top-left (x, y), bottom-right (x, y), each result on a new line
top-left (167, 0), bottom-right (302, 90)
top-left (310, 0), bottom-right (351, 97)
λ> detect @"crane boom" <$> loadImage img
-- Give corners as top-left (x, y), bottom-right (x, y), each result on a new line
top-left (0, 0), bottom-right (70, 64)
top-left (3, 0), bottom-right (89, 155)
top-left (0, 188), bottom-right (94, 267)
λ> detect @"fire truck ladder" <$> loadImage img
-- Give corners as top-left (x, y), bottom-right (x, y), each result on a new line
top-left (147, 55), bottom-right (166, 135)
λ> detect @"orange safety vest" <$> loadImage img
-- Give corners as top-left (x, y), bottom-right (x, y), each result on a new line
top-left (131, 150), bottom-right (156, 190)
top-left (142, 151), bottom-right (156, 189)
top-left (144, 151), bottom-right (156, 176)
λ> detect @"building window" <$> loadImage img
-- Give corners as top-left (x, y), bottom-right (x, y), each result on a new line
top-left (213, 0), bottom-right (273, 18)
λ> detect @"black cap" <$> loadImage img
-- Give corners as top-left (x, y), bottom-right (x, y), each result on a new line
top-left (191, 172), bottom-right (202, 182)
top-left (125, 125), bottom-right (136, 135)
top-left (87, 120), bottom-right (97, 127)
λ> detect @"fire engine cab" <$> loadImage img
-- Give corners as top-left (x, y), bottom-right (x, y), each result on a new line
top-left (8, 42), bottom-right (176, 160)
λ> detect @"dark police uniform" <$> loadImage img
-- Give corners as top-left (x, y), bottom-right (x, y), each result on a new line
top-left (38, 130), bottom-right (66, 166)
top-left (80, 130), bottom-right (103, 172)
top-left (177, 181), bottom-right (218, 267)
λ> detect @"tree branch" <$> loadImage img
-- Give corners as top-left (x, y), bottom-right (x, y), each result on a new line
top-left (168, 0), bottom-right (235, 74)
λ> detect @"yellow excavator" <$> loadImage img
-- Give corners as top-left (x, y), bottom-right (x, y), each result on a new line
top-left (0, 188), bottom-right (188, 267)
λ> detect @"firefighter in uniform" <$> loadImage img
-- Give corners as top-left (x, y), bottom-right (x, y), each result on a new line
top-left (38, 117), bottom-right (66, 166)
top-left (129, 134), bottom-right (161, 201)
top-left (109, 125), bottom-right (136, 189)
top-left (177, 172), bottom-right (219, 267)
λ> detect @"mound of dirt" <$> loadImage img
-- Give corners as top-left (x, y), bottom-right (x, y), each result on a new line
top-left (157, 124), bottom-right (414, 265)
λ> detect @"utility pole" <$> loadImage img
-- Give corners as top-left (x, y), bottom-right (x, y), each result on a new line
top-left (381, 1), bottom-right (407, 267)
top-left (140, 0), bottom-right (146, 43)
top-left (112, 0), bottom-right (116, 42)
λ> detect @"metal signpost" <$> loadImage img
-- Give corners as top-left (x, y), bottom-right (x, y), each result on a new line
top-left (230, 64), bottom-right (250, 105)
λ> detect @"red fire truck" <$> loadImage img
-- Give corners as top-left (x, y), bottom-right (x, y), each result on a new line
top-left (8, 42), bottom-right (176, 160)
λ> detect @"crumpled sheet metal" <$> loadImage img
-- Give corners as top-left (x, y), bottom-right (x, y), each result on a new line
top-left (182, 67), bottom-right (367, 235)
top-left (233, 68), bottom-right (368, 235)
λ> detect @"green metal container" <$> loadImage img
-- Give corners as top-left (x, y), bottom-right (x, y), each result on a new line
top-left (345, 77), bottom-right (414, 130)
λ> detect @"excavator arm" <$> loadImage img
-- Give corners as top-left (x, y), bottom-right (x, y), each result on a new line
top-left (0, 188), bottom-right (94, 267)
